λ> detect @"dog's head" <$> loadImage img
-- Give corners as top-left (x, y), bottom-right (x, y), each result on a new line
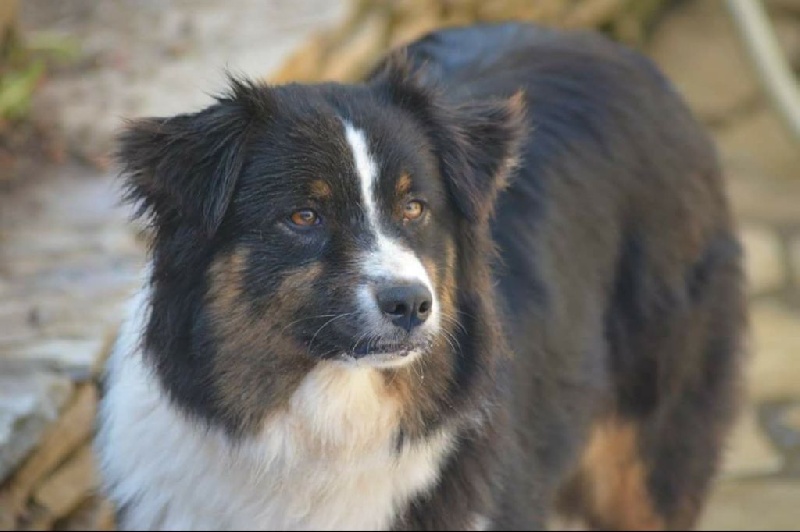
top-left (119, 58), bottom-right (525, 433)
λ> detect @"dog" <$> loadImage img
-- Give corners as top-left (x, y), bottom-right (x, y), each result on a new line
top-left (96, 23), bottom-right (746, 530)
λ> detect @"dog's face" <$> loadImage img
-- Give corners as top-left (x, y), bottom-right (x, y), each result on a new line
top-left (119, 61), bottom-right (524, 432)
top-left (225, 88), bottom-right (453, 369)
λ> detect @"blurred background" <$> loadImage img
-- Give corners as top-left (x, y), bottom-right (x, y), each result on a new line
top-left (0, 1), bottom-right (798, 530)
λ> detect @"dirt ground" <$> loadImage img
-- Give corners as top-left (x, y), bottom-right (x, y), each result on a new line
top-left (2, 0), bottom-right (799, 529)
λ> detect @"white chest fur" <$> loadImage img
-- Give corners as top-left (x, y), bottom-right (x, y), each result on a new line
top-left (96, 287), bottom-right (454, 531)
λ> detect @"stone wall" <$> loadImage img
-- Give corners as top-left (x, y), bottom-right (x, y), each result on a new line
top-left (270, 0), bottom-right (670, 84)
top-left (647, 2), bottom-right (800, 528)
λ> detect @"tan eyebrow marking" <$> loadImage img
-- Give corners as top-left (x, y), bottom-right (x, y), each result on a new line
top-left (310, 180), bottom-right (332, 200)
top-left (396, 173), bottom-right (412, 196)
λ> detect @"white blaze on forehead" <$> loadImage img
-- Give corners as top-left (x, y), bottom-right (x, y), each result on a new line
top-left (342, 120), bottom-right (439, 328)
top-left (344, 121), bottom-right (380, 229)
top-left (342, 121), bottom-right (432, 286)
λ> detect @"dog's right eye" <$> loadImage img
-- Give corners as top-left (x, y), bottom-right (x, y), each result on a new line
top-left (403, 200), bottom-right (425, 222)
top-left (289, 209), bottom-right (321, 227)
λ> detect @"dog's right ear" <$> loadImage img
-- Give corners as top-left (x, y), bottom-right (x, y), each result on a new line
top-left (118, 78), bottom-right (271, 238)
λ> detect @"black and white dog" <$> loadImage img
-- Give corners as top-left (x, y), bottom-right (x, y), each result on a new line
top-left (97, 23), bottom-right (746, 530)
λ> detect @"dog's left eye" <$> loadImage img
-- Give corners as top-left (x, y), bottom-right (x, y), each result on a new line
top-left (289, 209), bottom-right (321, 227)
top-left (403, 200), bottom-right (425, 221)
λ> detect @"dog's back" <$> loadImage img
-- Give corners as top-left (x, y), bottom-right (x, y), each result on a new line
top-left (397, 24), bottom-right (746, 529)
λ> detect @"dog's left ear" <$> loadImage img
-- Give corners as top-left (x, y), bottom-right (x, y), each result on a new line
top-left (372, 56), bottom-right (527, 223)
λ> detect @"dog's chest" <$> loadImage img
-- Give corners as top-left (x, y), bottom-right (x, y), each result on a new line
top-left (100, 342), bottom-right (453, 531)
top-left (234, 365), bottom-right (454, 530)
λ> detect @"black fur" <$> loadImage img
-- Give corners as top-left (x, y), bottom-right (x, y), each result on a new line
top-left (115, 22), bottom-right (745, 530)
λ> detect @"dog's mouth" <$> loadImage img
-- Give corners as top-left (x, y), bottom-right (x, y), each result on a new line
top-left (351, 342), bottom-right (417, 357)
top-left (332, 340), bottom-right (431, 369)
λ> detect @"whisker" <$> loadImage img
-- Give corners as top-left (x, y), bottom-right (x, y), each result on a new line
top-left (441, 331), bottom-right (457, 353)
top-left (443, 331), bottom-right (461, 356)
top-left (308, 312), bottom-right (356, 352)
top-left (414, 356), bottom-right (424, 381)
top-left (438, 311), bottom-right (466, 335)
top-left (278, 313), bottom-right (341, 336)
top-left (351, 328), bottom-right (373, 354)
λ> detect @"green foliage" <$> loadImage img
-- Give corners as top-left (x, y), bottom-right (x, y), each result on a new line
top-left (0, 31), bottom-right (79, 124)
top-left (0, 58), bottom-right (44, 121)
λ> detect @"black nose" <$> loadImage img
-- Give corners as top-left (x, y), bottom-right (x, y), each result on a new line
top-left (375, 283), bottom-right (433, 332)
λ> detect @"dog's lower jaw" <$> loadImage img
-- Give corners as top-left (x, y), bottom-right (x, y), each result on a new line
top-left (98, 288), bottom-right (455, 531)
top-left (333, 349), bottom-right (424, 369)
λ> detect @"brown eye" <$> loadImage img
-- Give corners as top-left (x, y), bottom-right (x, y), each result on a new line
top-left (290, 209), bottom-right (320, 227)
top-left (403, 200), bottom-right (425, 221)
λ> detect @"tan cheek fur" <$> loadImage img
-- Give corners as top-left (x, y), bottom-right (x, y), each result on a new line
top-left (207, 248), bottom-right (322, 431)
